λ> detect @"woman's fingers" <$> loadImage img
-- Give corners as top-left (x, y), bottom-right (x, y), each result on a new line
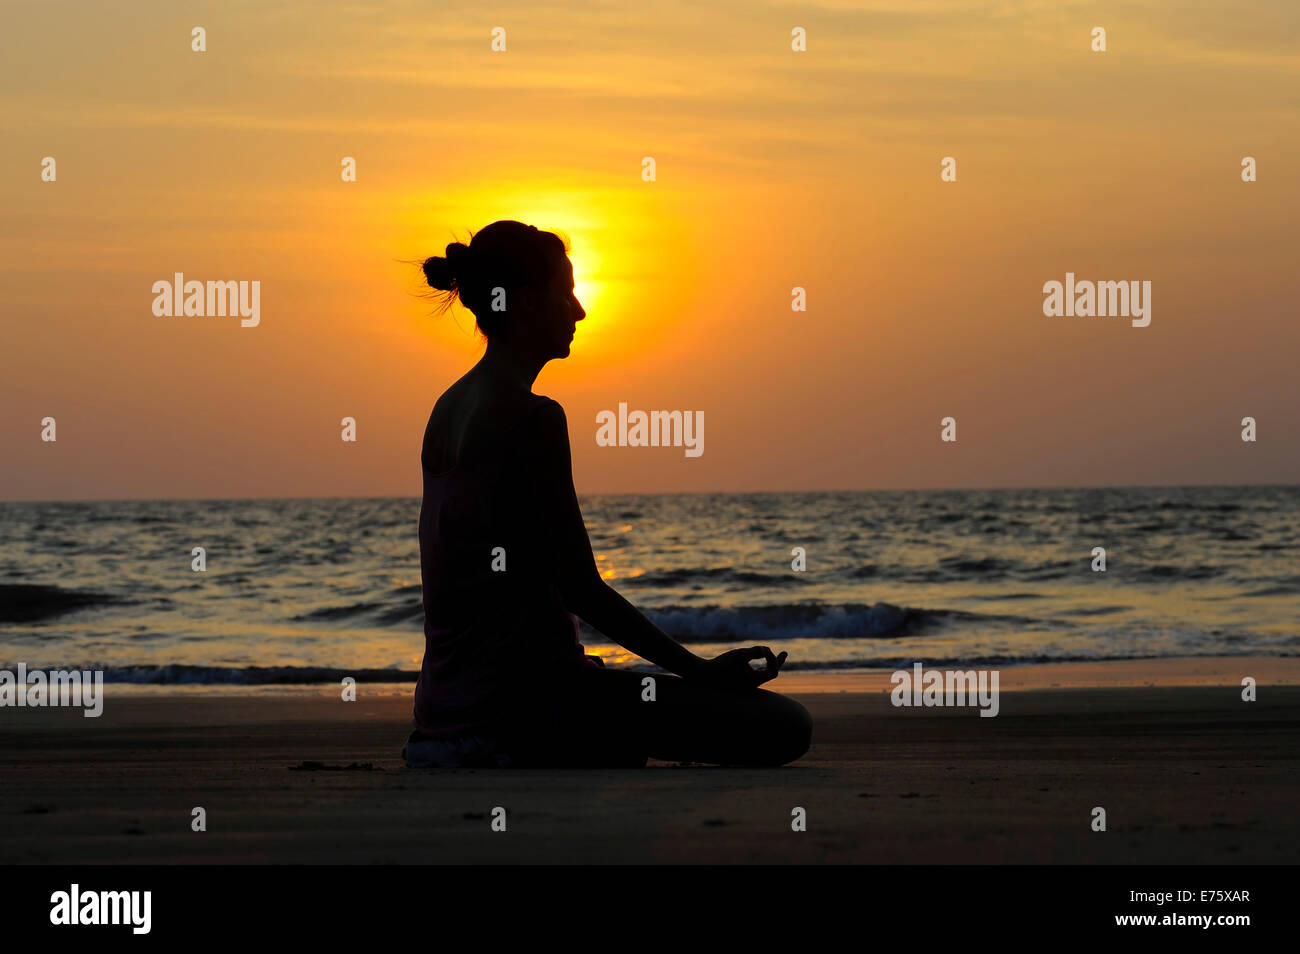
top-left (754, 648), bottom-right (787, 685)
top-left (704, 646), bottom-right (790, 688)
top-left (740, 646), bottom-right (770, 677)
top-left (749, 648), bottom-right (775, 684)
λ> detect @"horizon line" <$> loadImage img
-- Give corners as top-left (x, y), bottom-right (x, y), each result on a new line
top-left (3, 480), bottom-right (1298, 505)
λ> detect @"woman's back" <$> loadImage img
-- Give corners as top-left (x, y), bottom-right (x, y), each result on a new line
top-left (414, 376), bottom-right (586, 741)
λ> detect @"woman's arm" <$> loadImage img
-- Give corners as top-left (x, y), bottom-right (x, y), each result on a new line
top-left (528, 400), bottom-right (706, 678)
top-left (527, 400), bottom-right (786, 687)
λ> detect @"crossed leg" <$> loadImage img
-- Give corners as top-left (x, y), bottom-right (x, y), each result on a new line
top-left (511, 667), bottom-right (813, 768)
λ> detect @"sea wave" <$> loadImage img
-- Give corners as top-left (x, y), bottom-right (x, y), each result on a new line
top-left (639, 601), bottom-right (1025, 642)
top-left (0, 583), bottom-right (127, 623)
top-left (625, 566), bottom-right (805, 588)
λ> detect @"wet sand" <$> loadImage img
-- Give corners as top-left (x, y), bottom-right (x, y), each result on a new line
top-left (1, 656), bottom-right (1297, 864)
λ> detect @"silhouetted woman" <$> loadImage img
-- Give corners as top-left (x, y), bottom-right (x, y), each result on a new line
top-left (404, 220), bottom-right (811, 768)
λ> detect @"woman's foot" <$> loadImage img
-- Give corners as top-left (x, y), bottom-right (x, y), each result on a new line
top-left (401, 731), bottom-right (512, 768)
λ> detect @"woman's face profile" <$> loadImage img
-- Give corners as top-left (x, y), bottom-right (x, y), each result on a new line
top-left (528, 254), bottom-right (585, 360)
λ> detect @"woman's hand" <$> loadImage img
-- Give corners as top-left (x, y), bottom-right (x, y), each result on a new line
top-left (691, 646), bottom-right (788, 690)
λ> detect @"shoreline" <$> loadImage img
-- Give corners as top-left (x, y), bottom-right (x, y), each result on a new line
top-left (38, 654), bottom-right (1300, 697)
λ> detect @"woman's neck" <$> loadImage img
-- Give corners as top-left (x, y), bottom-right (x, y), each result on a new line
top-left (478, 338), bottom-right (546, 390)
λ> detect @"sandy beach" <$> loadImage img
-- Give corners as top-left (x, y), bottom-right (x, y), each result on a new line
top-left (2, 656), bottom-right (1297, 865)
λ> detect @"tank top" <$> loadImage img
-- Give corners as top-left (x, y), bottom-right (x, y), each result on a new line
top-left (412, 395), bottom-right (587, 741)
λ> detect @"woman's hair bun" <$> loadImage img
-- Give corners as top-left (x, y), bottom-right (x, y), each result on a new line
top-left (418, 222), bottom-right (569, 330)
top-left (422, 241), bottom-right (471, 291)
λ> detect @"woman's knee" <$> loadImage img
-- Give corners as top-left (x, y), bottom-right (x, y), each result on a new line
top-left (644, 676), bottom-right (812, 766)
top-left (753, 690), bottom-right (812, 765)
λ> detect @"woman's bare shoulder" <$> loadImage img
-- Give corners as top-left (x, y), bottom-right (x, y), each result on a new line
top-left (528, 392), bottom-right (564, 416)
top-left (526, 394), bottom-right (571, 439)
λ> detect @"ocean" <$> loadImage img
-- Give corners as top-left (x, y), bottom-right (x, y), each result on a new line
top-left (1, 486), bottom-right (1297, 684)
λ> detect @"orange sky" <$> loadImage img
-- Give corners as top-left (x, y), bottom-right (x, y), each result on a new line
top-left (2, 0), bottom-right (1297, 500)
